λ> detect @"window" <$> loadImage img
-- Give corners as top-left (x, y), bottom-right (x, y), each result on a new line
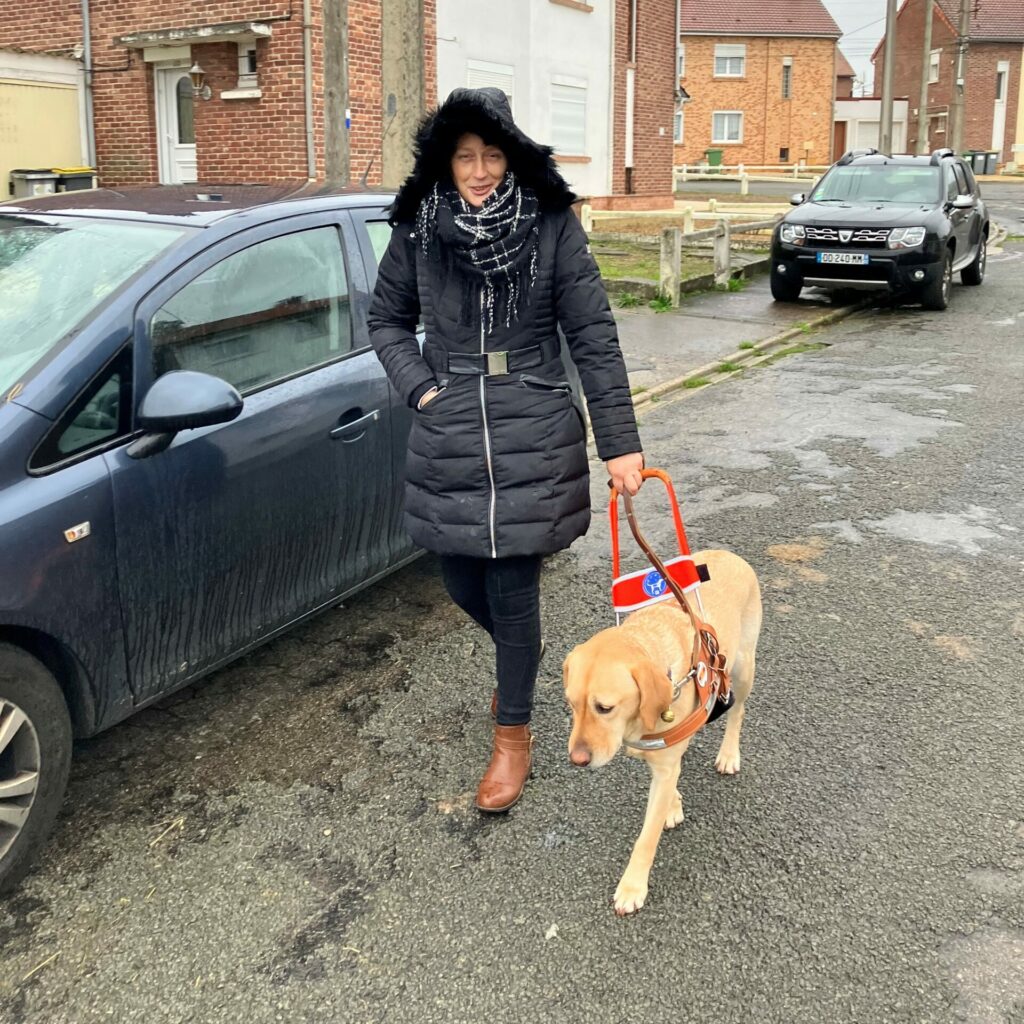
top-left (238, 43), bottom-right (258, 88)
top-left (930, 112), bottom-right (948, 136)
top-left (677, 44), bottom-right (686, 78)
top-left (363, 221), bottom-right (392, 267)
top-left (467, 59), bottom-right (514, 112)
top-left (712, 111), bottom-right (743, 144)
top-left (779, 146), bottom-right (790, 162)
top-left (30, 347), bottom-right (134, 471)
top-left (673, 107), bottom-right (684, 144)
top-left (996, 66), bottom-right (1008, 102)
top-left (953, 162), bottom-right (969, 196)
top-left (714, 44), bottom-right (745, 78)
top-left (151, 227), bottom-right (352, 395)
top-left (929, 49), bottom-right (940, 84)
top-left (944, 166), bottom-right (959, 201)
top-left (782, 57), bottom-right (793, 99)
top-left (176, 77), bottom-right (195, 145)
top-left (551, 81), bottom-right (587, 155)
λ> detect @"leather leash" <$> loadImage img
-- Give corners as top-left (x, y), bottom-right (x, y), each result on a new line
top-left (617, 482), bottom-right (732, 751)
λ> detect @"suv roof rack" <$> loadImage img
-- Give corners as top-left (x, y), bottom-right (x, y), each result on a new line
top-left (837, 148), bottom-right (881, 166)
top-left (930, 148), bottom-right (956, 164)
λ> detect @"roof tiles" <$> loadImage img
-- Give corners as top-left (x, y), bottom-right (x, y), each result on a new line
top-left (681, 0), bottom-right (842, 38)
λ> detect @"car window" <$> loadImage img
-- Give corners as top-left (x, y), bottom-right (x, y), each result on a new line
top-left (961, 162), bottom-right (978, 194)
top-left (944, 166), bottom-right (958, 201)
top-left (150, 226), bottom-right (352, 395)
top-left (364, 220), bottom-right (392, 266)
top-left (952, 163), bottom-right (969, 196)
top-left (30, 347), bottom-right (133, 471)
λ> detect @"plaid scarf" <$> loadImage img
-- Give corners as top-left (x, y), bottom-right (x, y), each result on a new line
top-left (415, 172), bottom-right (540, 335)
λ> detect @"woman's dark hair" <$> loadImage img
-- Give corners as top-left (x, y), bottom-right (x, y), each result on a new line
top-left (389, 88), bottom-right (577, 225)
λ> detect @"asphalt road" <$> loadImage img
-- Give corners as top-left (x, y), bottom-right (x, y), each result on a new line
top-left (2, 245), bottom-right (1023, 1022)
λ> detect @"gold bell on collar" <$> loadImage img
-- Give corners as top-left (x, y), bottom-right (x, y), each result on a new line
top-left (661, 708), bottom-right (676, 723)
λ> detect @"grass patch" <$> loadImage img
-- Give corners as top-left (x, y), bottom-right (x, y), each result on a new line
top-left (738, 341), bottom-right (755, 350)
top-left (717, 361), bottom-right (743, 373)
top-left (616, 292), bottom-right (641, 308)
top-left (630, 385), bottom-right (647, 396)
top-left (683, 376), bottom-right (710, 388)
top-left (594, 241), bottom-right (712, 282)
top-left (649, 294), bottom-right (673, 313)
top-left (758, 341), bottom-right (828, 366)
top-left (1006, 233), bottom-right (1024, 242)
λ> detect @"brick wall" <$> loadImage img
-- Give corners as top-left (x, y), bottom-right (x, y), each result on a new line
top-left (0, 0), bottom-right (437, 187)
top-left (611, 0), bottom-right (675, 197)
top-left (674, 36), bottom-right (837, 167)
top-left (884, 0), bottom-right (1021, 162)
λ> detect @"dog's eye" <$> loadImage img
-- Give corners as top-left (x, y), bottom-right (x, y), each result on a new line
top-left (594, 702), bottom-right (615, 715)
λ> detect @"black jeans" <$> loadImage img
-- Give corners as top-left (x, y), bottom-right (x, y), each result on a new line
top-left (440, 554), bottom-right (543, 726)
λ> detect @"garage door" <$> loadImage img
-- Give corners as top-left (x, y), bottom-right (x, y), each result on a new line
top-left (0, 78), bottom-right (83, 197)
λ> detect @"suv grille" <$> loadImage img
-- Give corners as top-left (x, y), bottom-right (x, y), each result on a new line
top-left (805, 226), bottom-right (890, 248)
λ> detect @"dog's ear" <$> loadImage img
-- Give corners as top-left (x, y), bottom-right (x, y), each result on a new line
top-left (631, 658), bottom-right (673, 732)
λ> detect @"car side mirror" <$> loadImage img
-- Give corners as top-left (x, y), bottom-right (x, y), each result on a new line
top-left (951, 194), bottom-right (975, 209)
top-left (127, 370), bottom-right (243, 459)
top-left (790, 193), bottom-right (806, 206)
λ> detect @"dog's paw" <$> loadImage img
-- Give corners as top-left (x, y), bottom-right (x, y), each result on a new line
top-left (665, 795), bottom-right (685, 829)
top-left (714, 746), bottom-right (741, 775)
top-left (613, 876), bottom-right (649, 916)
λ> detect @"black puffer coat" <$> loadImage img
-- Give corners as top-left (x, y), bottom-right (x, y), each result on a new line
top-left (368, 88), bottom-right (641, 559)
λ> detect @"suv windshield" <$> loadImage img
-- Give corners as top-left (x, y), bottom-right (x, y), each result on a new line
top-left (811, 165), bottom-right (941, 205)
top-left (0, 216), bottom-right (186, 394)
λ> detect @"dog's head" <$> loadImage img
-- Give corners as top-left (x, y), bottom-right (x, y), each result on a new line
top-left (562, 630), bottom-right (674, 768)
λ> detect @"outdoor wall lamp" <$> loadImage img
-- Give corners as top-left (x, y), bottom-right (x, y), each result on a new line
top-left (189, 63), bottom-right (213, 101)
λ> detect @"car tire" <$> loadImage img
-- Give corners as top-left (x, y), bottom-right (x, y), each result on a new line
top-left (921, 250), bottom-right (953, 311)
top-left (770, 266), bottom-right (802, 302)
top-left (0, 644), bottom-right (72, 893)
top-left (961, 235), bottom-right (986, 286)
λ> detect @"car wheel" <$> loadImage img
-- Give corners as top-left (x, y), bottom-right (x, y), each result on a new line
top-left (921, 250), bottom-right (953, 311)
top-left (770, 266), bottom-right (802, 302)
top-left (0, 645), bottom-right (72, 893)
top-left (961, 235), bottom-right (986, 286)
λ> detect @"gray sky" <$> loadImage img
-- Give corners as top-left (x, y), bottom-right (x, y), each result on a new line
top-left (823, 0), bottom-right (888, 94)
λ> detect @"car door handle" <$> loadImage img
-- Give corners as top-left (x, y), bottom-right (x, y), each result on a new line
top-left (330, 408), bottom-right (380, 442)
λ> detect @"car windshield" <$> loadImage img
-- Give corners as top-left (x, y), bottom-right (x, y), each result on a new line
top-left (811, 165), bottom-right (941, 205)
top-left (0, 216), bottom-right (186, 394)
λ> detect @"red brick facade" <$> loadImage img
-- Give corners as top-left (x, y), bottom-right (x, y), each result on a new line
top-left (0, 1), bottom-right (436, 187)
top-left (880, 0), bottom-right (1022, 162)
top-left (611, 0), bottom-right (676, 198)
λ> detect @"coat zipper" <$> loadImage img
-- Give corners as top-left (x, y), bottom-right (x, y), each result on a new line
top-left (479, 293), bottom-right (498, 558)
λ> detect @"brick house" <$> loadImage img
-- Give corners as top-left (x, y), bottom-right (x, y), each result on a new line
top-left (674, 0), bottom-right (842, 168)
top-left (836, 48), bottom-right (856, 99)
top-left (872, 0), bottom-right (1024, 167)
top-left (0, 1), bottom-right (436, 192)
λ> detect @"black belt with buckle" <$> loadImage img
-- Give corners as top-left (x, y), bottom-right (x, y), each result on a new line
top-left (429, 338), bottom-right (561, 377)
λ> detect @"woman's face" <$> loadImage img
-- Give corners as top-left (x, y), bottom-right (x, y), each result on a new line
top-left (450, 133), bottom-right (508, 207)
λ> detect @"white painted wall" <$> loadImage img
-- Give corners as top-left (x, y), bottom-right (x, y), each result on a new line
top-left (835, 98), bottom-right (909, 154)
top-left (436, 0), bottom-right (613, 198)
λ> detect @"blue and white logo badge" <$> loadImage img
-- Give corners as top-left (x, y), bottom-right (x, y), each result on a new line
top-left (642, 570), bottom-right (669, 598)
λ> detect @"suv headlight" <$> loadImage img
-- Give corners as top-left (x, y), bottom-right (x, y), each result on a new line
top-left (780, 223), bottom-right (806, 245)
top-left (888, 226), bottom-right (926, 249)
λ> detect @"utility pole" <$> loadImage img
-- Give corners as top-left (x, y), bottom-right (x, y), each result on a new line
top-left (916, 0), bottom-right (934, 153)
top-left (949, 0), bottom-right (971, 153)
top-left (879, 0), bottom-right (899, 153)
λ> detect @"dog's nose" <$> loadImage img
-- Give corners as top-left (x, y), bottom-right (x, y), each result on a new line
top-left (570, 747), bottom-right (591, 767)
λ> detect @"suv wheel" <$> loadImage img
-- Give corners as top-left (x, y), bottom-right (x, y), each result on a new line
top-left (0, 645), bottom-right (72, 892)
top-left (922, 250), bottom-right (953, 311)
top-left (770, 265), bottom-right (803, 302)
top-left (961, 235), bottom-right (986, 286)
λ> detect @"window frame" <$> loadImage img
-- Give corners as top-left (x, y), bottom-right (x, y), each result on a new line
top-left (134, 212), bottom-right (363, 406)
top-left (781, 57), bottom-right (793, 100)
top-left (711, 110), bottom-right (744, 144)
top-left (714, 44), bottom-right (746, 78)
top-left (550, 79), bottom-right (588, 157)
top-left (677, 44), bottom-right (686, 78)
top-left (673, 107), bottom-right (684, 144)
top-left (466, 59), bottom-right (514, 113)
top-left (928, 48), bottom-right (941, 84)
top-left (952, 162), bottom-right (970, 196)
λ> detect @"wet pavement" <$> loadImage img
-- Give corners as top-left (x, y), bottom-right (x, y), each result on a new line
top-left (2, 240), bottom-right (1023, 1021)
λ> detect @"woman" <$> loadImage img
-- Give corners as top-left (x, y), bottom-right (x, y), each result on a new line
top-left (368, 87), bottom-right (643, 813)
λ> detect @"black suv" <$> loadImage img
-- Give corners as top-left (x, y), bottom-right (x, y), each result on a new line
top-left (771, 148), bottom-right (989, 310)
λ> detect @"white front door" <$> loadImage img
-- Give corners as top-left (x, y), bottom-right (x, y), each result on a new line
top-left (992, 61), bottom-right (1009, 157)
top-left (155, 66), bottom-right (198, 184)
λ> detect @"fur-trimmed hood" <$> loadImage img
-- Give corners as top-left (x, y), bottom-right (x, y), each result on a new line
top-left (388, 88), bottom-right (577, 225)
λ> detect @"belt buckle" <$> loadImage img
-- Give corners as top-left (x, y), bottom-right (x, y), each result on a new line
top-left (486, 351), bottom-right (509, 376)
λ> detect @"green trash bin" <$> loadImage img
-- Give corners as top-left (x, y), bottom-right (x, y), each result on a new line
top-left (52, 167), bottom-right (97, 192)
top-left (704, 148), bottom-right (724, 174)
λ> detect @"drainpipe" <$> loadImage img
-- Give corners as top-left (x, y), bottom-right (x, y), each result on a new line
top-left (80, 0), bottom-right (97, 168)
top-left (302, 0), bottom-right (316, 179)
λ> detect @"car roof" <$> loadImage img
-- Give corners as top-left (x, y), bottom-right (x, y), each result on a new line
top-left (839, 154), bottom-right (954, 168)
top-left (0, 182), bottom-right (396, 227)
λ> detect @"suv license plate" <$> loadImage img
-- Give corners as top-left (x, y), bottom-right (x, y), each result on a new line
top-left (817, 252), bottom-right (869, 265)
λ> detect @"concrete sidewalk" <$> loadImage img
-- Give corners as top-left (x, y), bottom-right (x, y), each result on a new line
top-left (613, 274), bottom-right (840, 395)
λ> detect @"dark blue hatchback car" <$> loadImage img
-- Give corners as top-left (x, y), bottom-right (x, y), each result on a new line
top-left (0, 184), bottom-right (420, 889)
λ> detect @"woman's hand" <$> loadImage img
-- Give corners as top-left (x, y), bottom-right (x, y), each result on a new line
top-left (417, 386), bottom-right (442, 410)
top-left (606, 453), bottom-right (644, 496)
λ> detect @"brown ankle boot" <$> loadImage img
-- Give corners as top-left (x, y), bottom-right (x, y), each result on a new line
top-left (476, 724), bottom-right (533, 813)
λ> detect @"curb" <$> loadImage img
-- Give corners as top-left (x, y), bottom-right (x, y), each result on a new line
top-left (631, 299), bottom-right (867, 411)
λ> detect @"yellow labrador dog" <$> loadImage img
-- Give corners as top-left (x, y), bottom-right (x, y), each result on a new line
top-left (563, 549), bottom-right (762, 915)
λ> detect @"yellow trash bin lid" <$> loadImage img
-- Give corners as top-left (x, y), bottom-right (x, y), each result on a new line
top-left (51, 167), bottom-right (96, 174)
